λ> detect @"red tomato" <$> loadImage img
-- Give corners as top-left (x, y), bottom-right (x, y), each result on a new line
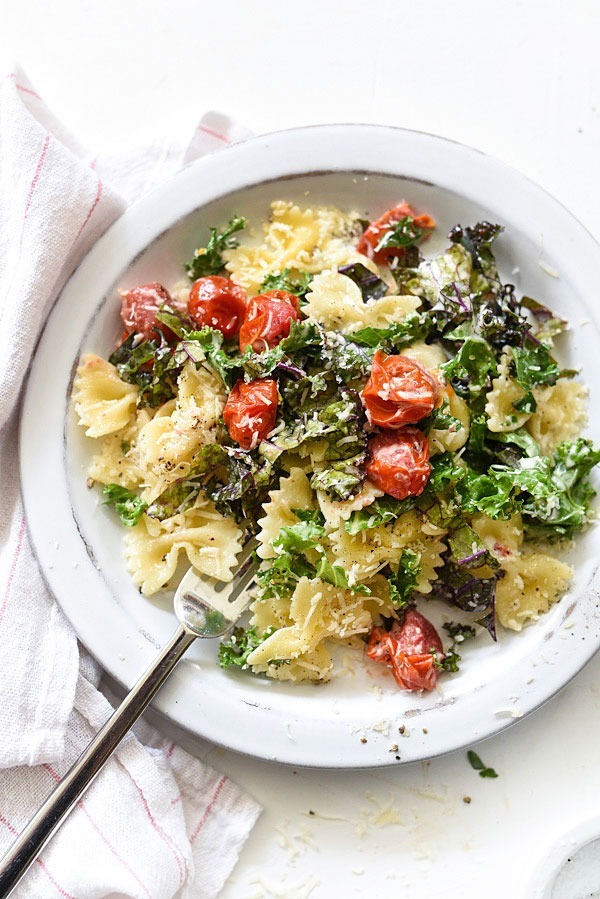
top-left (223, 378), bottom-right (279, 449)
top-left (238, 290), bottom-right (301, 353)
top-left (362, 351), bottom-right (440, 428)
top-left (357, 202), bottom-right (435, 264)
top-left (188, 275), bottom-right (247, 338)
top-left (120, 283), bottom-right (174, 341)
top-left (366, 428), bottom-right (431, 500)
top-left (366, 610), bottom-right (443, 691)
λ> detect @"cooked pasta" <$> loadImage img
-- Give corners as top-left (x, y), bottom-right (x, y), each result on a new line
top-left (73, 200), bottom-right (598, 692)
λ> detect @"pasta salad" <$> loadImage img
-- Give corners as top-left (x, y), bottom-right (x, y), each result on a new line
top-left (72, 199), bottom-right (600, 691)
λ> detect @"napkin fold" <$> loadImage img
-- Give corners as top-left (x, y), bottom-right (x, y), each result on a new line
top-left (0, 66), bottom-right (260, 898)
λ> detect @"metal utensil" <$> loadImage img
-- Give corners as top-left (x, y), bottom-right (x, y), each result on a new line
top-left (0, 538), bottom-right (258, 898)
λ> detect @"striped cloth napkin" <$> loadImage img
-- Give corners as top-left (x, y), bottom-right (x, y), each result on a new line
top-left (0, 65), bottom-right (260, 898)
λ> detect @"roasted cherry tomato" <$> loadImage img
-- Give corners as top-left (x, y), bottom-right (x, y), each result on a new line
top-left (238, 290), bottom-right (301, 353)
top-left (188, 275), bottom-right (247, 338)
top-left (366, 610), bottom-right (443, 691)
top-left (356, 202), bottom-right (435, 265)
top-left (223, 378), bottom-right (279, 449)
top-left (366, 428), bottom-right (431, 500)
top-left (119, 283), bottom-right (175, 341)
top-left (362, 350), bottom-right (440, 428)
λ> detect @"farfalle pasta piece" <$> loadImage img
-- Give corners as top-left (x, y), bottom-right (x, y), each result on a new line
top-left (256, 467), bottom-right (315, 560)
top-left (303, 270), bottom-right (419, 334)
top-left (247, 576), bottom-right (380, 681)
top-left (88, 410), bottom-right (152, 489)
top-left (224, 201), bottom-right (365, 294)
top-left (124, 498), bottom-right (242, 596)
top-left (485, 353), bottom-right (530, 433)
top-left (329, 510), bottom-right (422, 581)
top-left (135, 361), bottom-right (226, 502)
top-left (526, 380), bottom-right (588, 454)
top-left (494, 549), bottom-right (572, 631)
top-left (73, 354), bottom-right (138, 437)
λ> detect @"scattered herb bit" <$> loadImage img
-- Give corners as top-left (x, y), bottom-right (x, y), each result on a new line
top-left (186, 216), bottom-right (246, 280)
top-left (467, 750), bottom-right (498, 778)
top-left (103, 484), bottom-right (148, 527)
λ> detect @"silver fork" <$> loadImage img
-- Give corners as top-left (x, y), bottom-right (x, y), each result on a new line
top-left (0, 537), bottom-right (258, 898)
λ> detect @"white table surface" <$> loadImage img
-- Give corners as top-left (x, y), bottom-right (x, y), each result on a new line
top-left (5, 1), bottom-right (600, 896)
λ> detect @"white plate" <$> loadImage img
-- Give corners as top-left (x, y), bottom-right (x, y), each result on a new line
top-left (20, 124), bottom-right (600, 768)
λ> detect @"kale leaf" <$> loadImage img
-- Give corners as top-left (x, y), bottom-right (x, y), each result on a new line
top-left (345, 496), bottom-right (416, 534)
top-left (103, 484), bottom-right (148, 527)
top-left (337, 262), bottom-right (388, 302)
top-left (218, 625), bottom-right (276, 669)
top-left (388, 549), bottom-right (421, 608)
top-left (186, 216), bottom-right (246, 280)
top-left (261, 268), bottom-right (313, 298)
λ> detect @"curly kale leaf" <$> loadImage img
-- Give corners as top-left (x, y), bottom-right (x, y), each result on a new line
top-left (431, 559), bottom-right (498, 641)
top-left (186, 216), bottom-right (246, 280)
top-left (109, 335), bottom-right (179, 408)
top-left (375, 216), bottom-right (428, 253)
top-left (351, 312), bottom-right (433, 351)
top-left (345, 496), bottom-right (416, 535)
top-left (218, 626), bottom-right (277, 669)
top-left (388, 549), bottom-right (421, 609)
top-left (505, 438), bottom-right (600, 538)
top-left (103, 484), bottom-right (148, 527)
top-left (260, 268), bottom-right (313, 298)
top-left (337, 263), bottom-right (389, 302)
top-left (440, 337), bottom-right (498, 400)
top-left (511, 343), bottom-right (562, 390)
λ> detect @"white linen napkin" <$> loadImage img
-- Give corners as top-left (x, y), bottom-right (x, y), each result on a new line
top-left (0, 65), bottom-right (260, 898)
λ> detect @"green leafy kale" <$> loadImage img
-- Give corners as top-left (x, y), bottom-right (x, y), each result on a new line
top-left (351, 312), bottom-right (433, 351)
top-left (505, 438), bottom-right (600, 538)
top-left (388, 549), bottom-right (421, 608)
top-left (186, 216), bottom-right (246, 280)
top-left (337, 263), bottom-right (388, 302)
top-left (375, 216), bottom-right (427, 253)
top-left (449, 221), bottom-right (503, 285)
top-left (109, 335), bottom-right (179, 408)
top-left (511, 343), bottom-right (561, 390)
top-left (440, 337), bottom-right (498, 400)
top-left (218, 625), bottom-right (276, 669)
top-left (345, 496), bottom-right (416, 535)
top-left (435, 622), bottom-right (477, 673)
top-left (272, 519), bottom-right (326, 554)
top-left (261, 268), bottom-right (313, 298)
top-left (103, 484), bottom-right (148, 527)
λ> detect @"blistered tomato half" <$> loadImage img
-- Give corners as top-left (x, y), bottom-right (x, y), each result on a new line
top-left (238, 290), bottom-right (301, 353)
top-left (367, 610), bottom-right (443, 691)
top-left (188, 275), bottom-right (247, 338)
top-left (223, 378), bottom-right (279, 449)
top-left (365, 428), bottom-right (431, 500)
top-left (362, 351), bottom-right (440, 428)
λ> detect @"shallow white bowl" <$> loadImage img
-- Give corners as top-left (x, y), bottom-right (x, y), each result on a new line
top-left (20, 124), bottom-right (600, 768)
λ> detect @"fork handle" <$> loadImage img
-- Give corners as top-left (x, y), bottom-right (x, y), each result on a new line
top-left (0, 624), bottom-right (196, 898)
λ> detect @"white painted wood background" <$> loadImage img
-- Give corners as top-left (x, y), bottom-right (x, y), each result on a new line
top-left (4, 1), bottom-right (600, 896)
